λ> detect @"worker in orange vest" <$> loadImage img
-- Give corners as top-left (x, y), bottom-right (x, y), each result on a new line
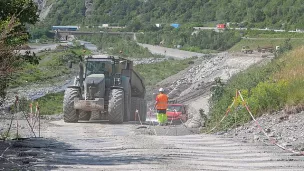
top-left (155, 88), bottom-right (168, 125)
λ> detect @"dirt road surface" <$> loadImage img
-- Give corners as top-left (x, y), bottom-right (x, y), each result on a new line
top-left (8, 120), bottom-right (295, 170)
top-left (138, 43), bottom-right (205, 59)
top-left (19, 44), bottom-right (59, 55)
top-left (1, 117), bottom-right (304, 170)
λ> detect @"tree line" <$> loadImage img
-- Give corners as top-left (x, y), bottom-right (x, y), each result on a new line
top-left (0, 0), bottom-right (39, 105)
top-left (42, 0), bottom-right (304, 30)
top-left (137, 29), bottom-right (241, 51)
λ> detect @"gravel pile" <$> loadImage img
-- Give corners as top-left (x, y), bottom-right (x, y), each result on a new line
top-left (224, 111), bottom-right (304, 152)
top-left (158, 53), bottom-right (233, 128)
top-left (154, 52), bottom-right (267, 129)
top-left (131, 58), bottom-right (166, 65)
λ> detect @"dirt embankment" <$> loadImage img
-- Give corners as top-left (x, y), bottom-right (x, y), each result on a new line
top-left (151, 50), bottom-right (270, 128)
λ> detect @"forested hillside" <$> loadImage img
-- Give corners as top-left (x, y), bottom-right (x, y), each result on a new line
top-left (42, 0), bottom-right (304, 30)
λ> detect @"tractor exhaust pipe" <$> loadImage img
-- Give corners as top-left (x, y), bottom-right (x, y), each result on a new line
top-left (79, 62), bottom-right (84, 87)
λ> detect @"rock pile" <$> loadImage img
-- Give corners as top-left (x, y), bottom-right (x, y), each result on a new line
top-left (224, 111), bottom-right (304, 152)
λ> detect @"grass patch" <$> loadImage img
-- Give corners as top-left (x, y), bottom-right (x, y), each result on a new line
top-left (10, 46), bottom-right (86, 87)
top-left (245, 31), bottom-right (304, 39)
top-left (229, 38), bottom-right (304, 52)
top-left (35, 92), bottom-right (64, 115)
top-left (8, 92), bottom-right (64, 116)
top-left (180, 46), bottom-right (218, 54)
top-left (274, 47), bottom-right (304, 105)
top-left (134, 58), bottom-right (195, 87)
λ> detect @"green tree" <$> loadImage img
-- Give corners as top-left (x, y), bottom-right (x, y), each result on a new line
top-left (0, 0), bottom-right (39, 106)
top-left (0, 0), bottom-right (39, 45)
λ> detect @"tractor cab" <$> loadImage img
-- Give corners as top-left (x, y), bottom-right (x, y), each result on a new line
top-left (85, 58), bottom-right (114, 77)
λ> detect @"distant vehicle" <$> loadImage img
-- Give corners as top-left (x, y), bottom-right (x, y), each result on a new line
top-left (217, 24), bottom-right (226, 29)
top-left (257, 46), bottom-right (274, 53)
top-left (241, 46), bottom-right (253, 54)
top-left (170, 23), bottom-right (180, 28)
top-left (166, 103), bottom-right (188, 122)
top-left (52, 26), bottom-right (80, 31)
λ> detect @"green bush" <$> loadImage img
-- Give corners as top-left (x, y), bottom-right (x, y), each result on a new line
top-left (247, 81), bottom-right (288, 115)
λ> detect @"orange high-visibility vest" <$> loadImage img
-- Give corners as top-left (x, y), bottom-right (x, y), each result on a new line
top-left (156, 93), bottom-right (168, 110)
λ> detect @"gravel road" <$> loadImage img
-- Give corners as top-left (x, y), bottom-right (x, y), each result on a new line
top-left (2, 119), bottom-right (302, 171)
top-left (138, 43), bottom-right (206, 59)
top-left (19, 44), bottom-right (58, 55)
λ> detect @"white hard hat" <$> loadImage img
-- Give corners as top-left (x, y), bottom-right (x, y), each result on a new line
top-left (159, 88), bottom-right (164, 92)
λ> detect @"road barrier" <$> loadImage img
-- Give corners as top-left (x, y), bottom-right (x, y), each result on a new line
top-left (27, 102), bottom-right (42, 138)
top-left (206, 90), bottom-right (239, 134)
top-left (1, 96), bottom-right (42, 140)
top-left (135, 109), bottom-right (143, 126)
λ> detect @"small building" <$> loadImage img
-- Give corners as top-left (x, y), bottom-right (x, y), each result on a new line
top-left (155, 24), bottom-right (161, 28)
top-left (52, 26), bottom-right (80, 31)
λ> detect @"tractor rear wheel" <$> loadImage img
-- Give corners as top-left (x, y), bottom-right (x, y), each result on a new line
top-left (108, 89), bottom-right (124, 124)
top-left (63, 88), bottom-right (80, 123)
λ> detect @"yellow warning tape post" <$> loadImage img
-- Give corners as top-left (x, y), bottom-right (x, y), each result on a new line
top-left (205, 90), bottom-right (238, 133)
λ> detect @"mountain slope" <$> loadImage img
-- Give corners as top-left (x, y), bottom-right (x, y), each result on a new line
top-left (40, 0), bottom-right (304, 30)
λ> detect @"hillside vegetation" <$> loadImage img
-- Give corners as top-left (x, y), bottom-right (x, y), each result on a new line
top-left (11, 46), bottom-right (87, 87)
top-left (42, 0), bottom-right (304, 30)
top-left (137, 29), bottom-right (241, 51)
top-left (207, 46), bottom-right (304, 131)
top-left (80, 34), bottom-right (164, 58)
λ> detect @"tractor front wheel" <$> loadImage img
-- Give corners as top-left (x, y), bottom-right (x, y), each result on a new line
top-left (63, 88), bottom-right (80, 123)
